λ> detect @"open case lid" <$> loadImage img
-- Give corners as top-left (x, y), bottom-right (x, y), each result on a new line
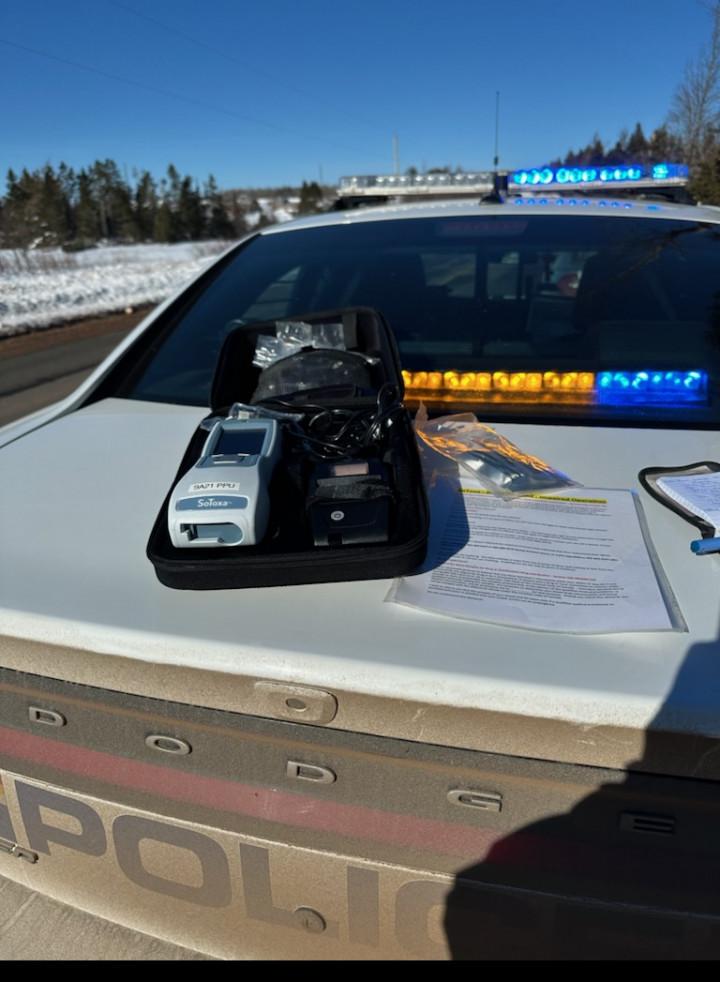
top-left (210, 307), bottom-right (405, 412)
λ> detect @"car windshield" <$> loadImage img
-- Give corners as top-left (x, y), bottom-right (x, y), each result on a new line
top-left (110, 212), bottom-right (720, 426)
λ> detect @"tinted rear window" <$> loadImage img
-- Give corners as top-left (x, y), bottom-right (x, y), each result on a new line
top-left (114, 213), bottom-right (720, 427)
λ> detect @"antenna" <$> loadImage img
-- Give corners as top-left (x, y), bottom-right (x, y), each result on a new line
top-left (494, 90), bottom-right (500, 171)
top-left (488, 90), bottom-right (507, 199)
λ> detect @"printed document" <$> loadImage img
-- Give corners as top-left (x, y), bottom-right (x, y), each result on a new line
top-left (389, 479), bottom-right (683, 633)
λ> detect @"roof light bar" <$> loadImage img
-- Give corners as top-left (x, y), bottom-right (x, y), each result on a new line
top-left (337, 162), bottom-right (689, 198)
top-left (402, 369), bottom-right (707, 405)
top-left (510, 163), bottom-right (688, 190)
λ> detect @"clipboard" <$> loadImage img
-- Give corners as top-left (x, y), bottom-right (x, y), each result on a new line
top-left (638, 461), bottom-right (720, 540)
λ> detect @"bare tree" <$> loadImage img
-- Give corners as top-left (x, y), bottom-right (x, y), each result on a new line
top-left (667, 2), bottom-right (720, 168)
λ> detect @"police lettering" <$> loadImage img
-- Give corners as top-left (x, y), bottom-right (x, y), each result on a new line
top-left (6, 780), bottom-right (702, 958)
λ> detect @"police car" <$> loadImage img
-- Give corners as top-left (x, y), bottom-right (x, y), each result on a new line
top-left (1, 162), bottom-right (720, 960)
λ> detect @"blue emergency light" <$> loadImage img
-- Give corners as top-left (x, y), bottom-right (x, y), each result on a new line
top-left (596, 370), bottom-right (707, 404)
top-left (510, 163), bottom-right (689, 190)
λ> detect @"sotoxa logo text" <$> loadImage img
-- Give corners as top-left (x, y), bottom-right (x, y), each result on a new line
top-left (177, 495), bottom-right (248, 511)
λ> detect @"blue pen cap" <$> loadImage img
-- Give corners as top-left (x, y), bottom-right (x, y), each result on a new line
top-left (691, 537), bottom-right (720, 555)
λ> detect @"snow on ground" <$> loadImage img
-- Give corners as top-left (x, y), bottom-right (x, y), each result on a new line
top-left (0, 240), bottom-right (233, 338)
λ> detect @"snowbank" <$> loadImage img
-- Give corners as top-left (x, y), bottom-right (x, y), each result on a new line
top-left (0, 241), bottom-right (232, 338)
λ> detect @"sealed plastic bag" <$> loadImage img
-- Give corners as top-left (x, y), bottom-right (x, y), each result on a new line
top-left (414, 404), bottom-right (579, 498)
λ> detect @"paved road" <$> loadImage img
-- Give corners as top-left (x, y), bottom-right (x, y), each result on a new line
top-left (0, 876), bottom-right (214, 960)
top-left (0, 309), bottom-right (149, 427)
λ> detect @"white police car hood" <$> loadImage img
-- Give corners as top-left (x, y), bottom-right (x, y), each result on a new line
top-left (1, 396), bottom-right (720, 773)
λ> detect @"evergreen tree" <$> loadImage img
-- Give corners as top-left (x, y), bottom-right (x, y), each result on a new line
top-left (586, 135), bottom-right (606, 166)
top-left (204, 176), bottom-right (236, 239)
top-left (2, 169), bottom-right (35, 247)
top-left (164, 164), bottom-right (182, 237)
top-left (0, 158), bottom-right (238, 248)
top-left (134, 170), bottom-right (158, 242)
top-left (563, 135), bottom-right (606, 168)
top-left (153, 200), bottom-right (174, 243)
top-left (297, 180), bottom-right (323, 215)
top-left (647, 125), bottom-right (685, 163)
top-left (177, 175), bottom-right (204, 240)
top-left (87, 159), bottom-right (138, 241)
top-left (607, 128), bottom-right (631, 164)
top-left (38, 164), bottom-right (72, 246)
top-left (74, 169), bottom-right (101, 244)
top-left (626, 123), bottom-right (650, 161)
top-left (57, 163), bottom-right (78, 242)
top-left (223, 191), bottom-right (250, 238)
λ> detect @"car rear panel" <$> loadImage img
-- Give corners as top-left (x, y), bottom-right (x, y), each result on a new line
top-left (1, 665), bottom-right (720, 959)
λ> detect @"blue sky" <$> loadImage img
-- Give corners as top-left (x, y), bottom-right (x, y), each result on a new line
top-left (1, 0), bottom-right (714, 192)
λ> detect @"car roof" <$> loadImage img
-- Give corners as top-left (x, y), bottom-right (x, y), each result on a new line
top-left (258, 193), bottom-right (720, 235)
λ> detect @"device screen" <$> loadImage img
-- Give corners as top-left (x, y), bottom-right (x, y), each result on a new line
top-left (213, 428), bottom-right (267, 456)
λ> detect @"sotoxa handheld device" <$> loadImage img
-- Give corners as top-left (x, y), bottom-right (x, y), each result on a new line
top-left (168, 418), bottom-right (281, 547)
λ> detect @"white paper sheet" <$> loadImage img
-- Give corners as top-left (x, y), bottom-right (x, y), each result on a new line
top-left (389, 479), bottom-right (683, 633)
top-left (656, 471), bottom-right (720, 534)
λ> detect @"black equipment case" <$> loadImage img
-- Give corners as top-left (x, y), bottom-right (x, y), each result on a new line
top-left (147, 307), bottom-right (430, 589)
